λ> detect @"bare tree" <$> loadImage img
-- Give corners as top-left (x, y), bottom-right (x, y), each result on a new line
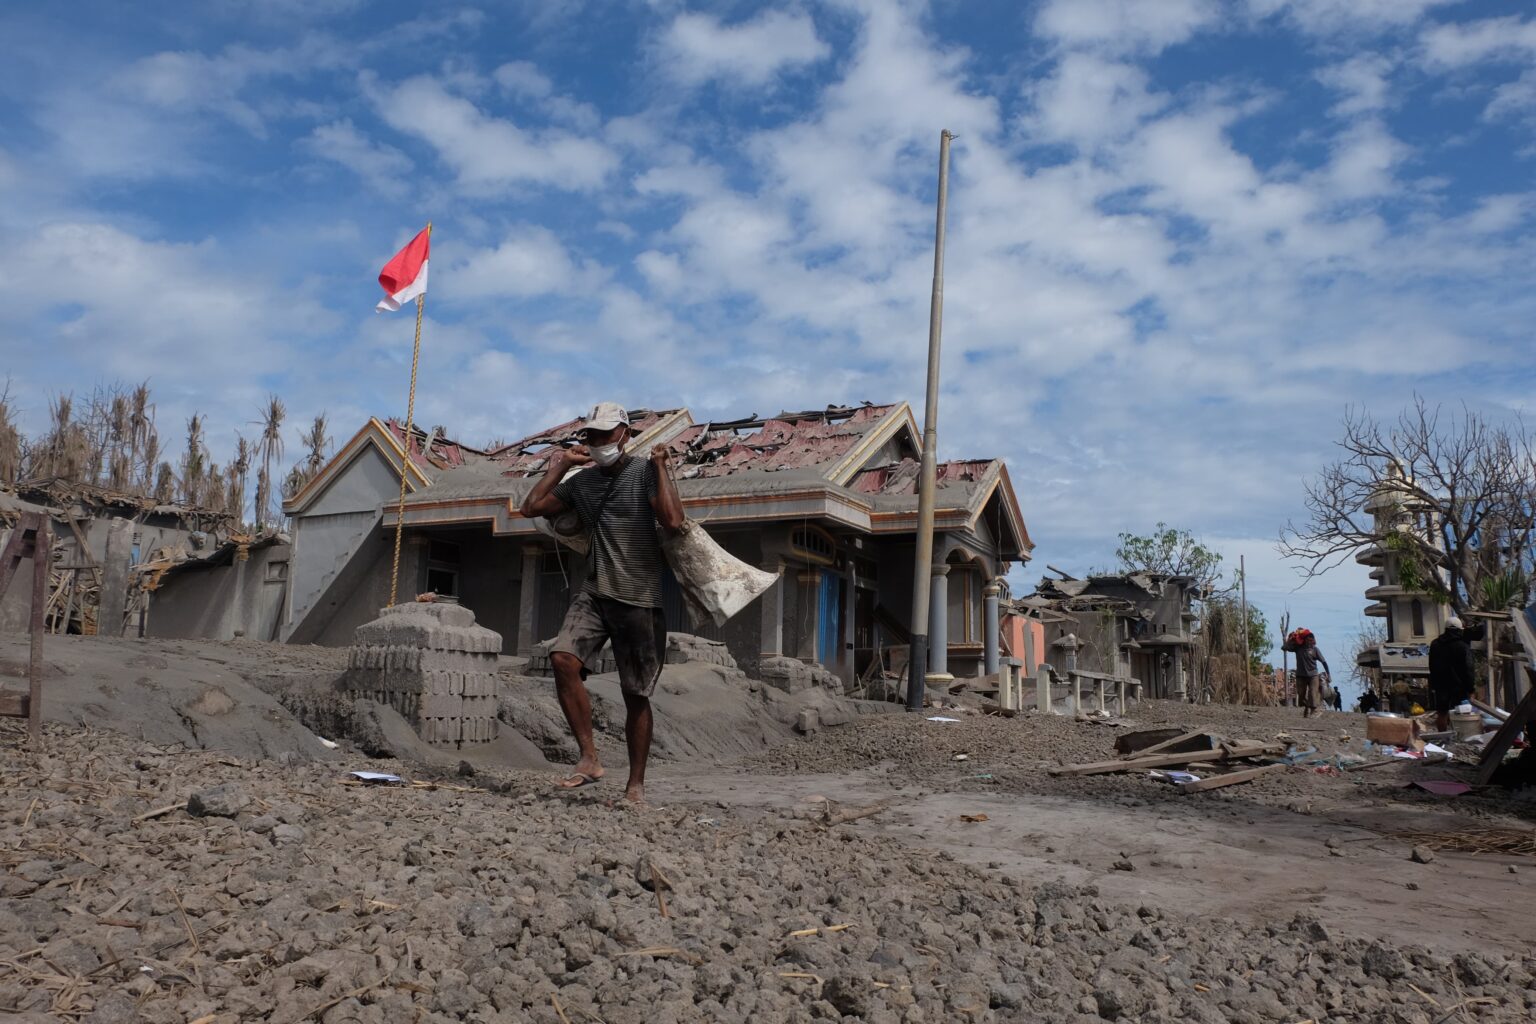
top-left (227, 435), bottom-right (252, 526)
top-left (1280, 397), bottom-right (1536, 613)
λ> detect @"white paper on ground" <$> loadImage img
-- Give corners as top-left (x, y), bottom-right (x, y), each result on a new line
top-left (349, 771), bottom-right (403, 783)
top-left (926, 716), bottom-right (961, 722)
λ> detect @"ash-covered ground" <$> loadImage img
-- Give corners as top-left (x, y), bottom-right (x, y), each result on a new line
top-left (2, 636), bottom-right (1534, 1022)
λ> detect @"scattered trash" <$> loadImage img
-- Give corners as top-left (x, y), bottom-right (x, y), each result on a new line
top-left (952, 753), bottom-right (969, 761)
top-left (1407, 780), bottom-right (1472, 797)
top-left (926, 716), bottom-right (961, 723)
top-left (960, 814), bottom-right (989, 823)
top-left (1149, 770), bottom-right (1202, 785)
top-left (317, 737), bottom-right (339, 749)
top-left (971, 773), bottom-right (994, 780)
top-left (348, 771), bottom-right (403, 784)
top-left (694, 817), bottom-right (720, 827)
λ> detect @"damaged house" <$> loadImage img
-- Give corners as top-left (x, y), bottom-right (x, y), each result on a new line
top-left (279, 402), bottom-right (1031, 689)
top-left (1013, 571), bottom-right (1198, 699)
top-left (1, 478), bottom-right (242, 638)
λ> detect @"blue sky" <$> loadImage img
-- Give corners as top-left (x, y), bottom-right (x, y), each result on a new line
top-left (4, 0), bottom-right (1536, 683)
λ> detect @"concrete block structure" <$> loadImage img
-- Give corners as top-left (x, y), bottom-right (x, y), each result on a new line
top-left (343, 600), bottom-right (501, 747)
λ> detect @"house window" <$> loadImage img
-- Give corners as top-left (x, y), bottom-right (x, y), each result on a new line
top-left (789, 525), bottom-right (837, 566)
top-left (425, 539), bottom-right (460, 597)
top-left (1411, 599), bottom-right (1425, 637)
top-left (264, 560), bottom-right (289, 583)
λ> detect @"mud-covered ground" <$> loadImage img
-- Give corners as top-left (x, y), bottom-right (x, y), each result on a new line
top-left (3, 716), bottom-right (1534, 1024)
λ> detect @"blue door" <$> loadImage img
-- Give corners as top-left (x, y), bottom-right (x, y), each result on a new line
top-left (816, 570), bottom-right (840, 666)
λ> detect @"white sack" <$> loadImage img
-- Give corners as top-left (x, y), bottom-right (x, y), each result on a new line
top-left (663, 519), bottom-right (779, 627)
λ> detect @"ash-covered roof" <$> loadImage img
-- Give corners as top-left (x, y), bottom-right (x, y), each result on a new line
top-left (663, 404), bottom-right (894, 479)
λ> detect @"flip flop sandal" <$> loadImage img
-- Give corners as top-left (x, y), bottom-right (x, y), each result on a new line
top-left (556, 772), bottom-right (602, 789)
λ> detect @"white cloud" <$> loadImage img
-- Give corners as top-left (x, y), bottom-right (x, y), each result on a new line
top-left (1421, 15), bottom-right (1536, 67)
top-left (1025, 54), bottom-right (1166, 148)
top-left (1252, 0), bottom-right (1463, 34)
top-left (493, 61), bottom-right (552, 98)
top-left (659, 10), bottom-right (830, 86)
top-left (370, 75), bottom-right (618, 192)
top-left (1485, 69), bottom-right (1536, 123)
top-left (1316, 53), bottom-right (1395, 118)
top-left (1035, 0), bottom-right (1222, 55)
top-left (1322, 119), bottom-right (1408, 200)
top-left (445, 227), bottom-right (606, 299)
top-left (303, 120), bottom-right (413, 197)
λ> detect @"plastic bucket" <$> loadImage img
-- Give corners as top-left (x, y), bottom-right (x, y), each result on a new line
top-left (1450, 711), bottom-right (1482, 742)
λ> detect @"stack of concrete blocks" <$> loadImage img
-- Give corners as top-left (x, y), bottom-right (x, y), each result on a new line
top-left (345, 601), bottom-right (502, 747)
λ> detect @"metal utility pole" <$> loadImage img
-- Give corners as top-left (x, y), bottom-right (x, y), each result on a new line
top-left (906, 129), bottom-right (955, 712)
top-left (1240, 554), bottom-right (1252, 702)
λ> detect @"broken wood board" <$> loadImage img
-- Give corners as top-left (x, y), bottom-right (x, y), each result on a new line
top-left (1177, 763), bottom-right (1288, 794)
top-left (1051, 743), bottom-right (1284, 777)
top-left (1116, 728), bottom-right (1216, 758)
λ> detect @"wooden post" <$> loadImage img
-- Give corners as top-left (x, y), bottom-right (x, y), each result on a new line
top-left (0, 513), bottom-right (52, 740)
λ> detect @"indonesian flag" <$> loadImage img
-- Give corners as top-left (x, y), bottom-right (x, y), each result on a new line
top-left (375, 226), bottom-right (430, 312)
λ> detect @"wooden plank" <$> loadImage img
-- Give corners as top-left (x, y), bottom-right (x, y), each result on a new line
top-left (1470, 697), bottom-right (1509, 722)
top-left (0, 691), bottom-right (30, 718)
top-left (1122, 729), bottom-right (1216, 758)
top-left (1478, 609), bottom-right (1536, 786)
top-left (27, 518), bottom-right (49, 739)
top-left (1177, 763), bottom-right (1288, 794)
top-left (1051, 743), bottom-right (1282, 776)
top-left (1115, 727), bottom-right (1187, 756)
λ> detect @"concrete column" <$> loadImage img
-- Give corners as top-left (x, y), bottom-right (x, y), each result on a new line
top-left (516, 545), bottom-right (540, 655)
top-left (1037, 664), bottom-right (1053, 713)
top-left (760, 559), bottom-right (784, 659)
top-left (97, 519), bottom-right (133, 637)
top-left (983, 581), bottom-right (1001, 676)
top-left (1172, 649), bottom-right (1187, 702)
top-left (927, 563), bottom-right (952, 684)
top-left (1064, 640), bottom-right (1081, 714)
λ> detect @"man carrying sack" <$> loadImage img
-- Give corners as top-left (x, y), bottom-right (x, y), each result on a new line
top-left (520, 402), bottom-right (685, 805)
top-left (1283, 628), bottom-right (1331, 718)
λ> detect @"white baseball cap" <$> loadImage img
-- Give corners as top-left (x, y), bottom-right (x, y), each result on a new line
top-left (1445, 616), bottom-right (1462, 630)
top-left (584, 402), bottom-right (628, 432)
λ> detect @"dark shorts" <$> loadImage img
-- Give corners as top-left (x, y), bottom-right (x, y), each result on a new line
top-left (1431, 685), bottom-right (1468, 715)
top-left (1298, 674), bottom-right (1321, 710)
top-left (551, 591), bottom-right (666, 697)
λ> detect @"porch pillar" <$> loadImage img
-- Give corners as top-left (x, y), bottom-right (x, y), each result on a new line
top-left (926, 563), bottom-right (952, 685)
top-left (516, 545), bottom-right (540, 655)
top-left (983, 580), bottom-right (1001, 676)
top-left (1172, 649), bottom-right (1187, 702)
top-left (760, 559), bottom-right (784, 659)
top-left (841, 561), bottom-right (857, 683)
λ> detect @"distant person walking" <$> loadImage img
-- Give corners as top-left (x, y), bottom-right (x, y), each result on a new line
top-left (1283, 628), bottom-right (1331, 718)
top-left (519, 402), bottom-right (685, 805)
top-left (1331, 687), bottom-right (1343, 712)
top-left (1428, 616), bottom-right (1478, 733)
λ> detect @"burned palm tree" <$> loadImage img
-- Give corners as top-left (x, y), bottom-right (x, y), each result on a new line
top-left (254, 395), bottom-right (287, 529)
top-left (0, 384), bottom-right (21, 485)
top-left (153, 462), bottom-right (175, 504)
top-left (181, 413), bottom-right (207, 507)
top-left (227, 435), bottom-right (252, 527)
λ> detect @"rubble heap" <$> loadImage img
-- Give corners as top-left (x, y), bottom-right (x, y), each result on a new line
top-left (344, 601), bottom-right (500, 747)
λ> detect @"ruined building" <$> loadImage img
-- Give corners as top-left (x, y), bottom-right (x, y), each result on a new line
top-left (278, 402), bottom-right (1031, 689)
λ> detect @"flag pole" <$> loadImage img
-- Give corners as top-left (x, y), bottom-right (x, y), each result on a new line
top-left (389, 221), bottom-right (431, 608)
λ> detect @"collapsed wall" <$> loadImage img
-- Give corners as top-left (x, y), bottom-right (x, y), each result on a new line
top-left (343, 601), bottom-right (501, 746)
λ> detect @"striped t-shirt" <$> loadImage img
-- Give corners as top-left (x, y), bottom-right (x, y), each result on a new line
top-left (552, 455), bottom-right (663, 608)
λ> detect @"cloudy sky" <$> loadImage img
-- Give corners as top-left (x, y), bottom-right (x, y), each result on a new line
top-left (4, 0), bottom-right (1534, 676)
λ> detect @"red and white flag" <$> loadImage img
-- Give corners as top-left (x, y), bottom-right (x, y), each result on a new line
top-left (375, 226), bottom-right (431, 312)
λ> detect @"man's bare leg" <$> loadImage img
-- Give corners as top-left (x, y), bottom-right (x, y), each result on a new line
top-left (622, 692), bottom-right (652, 804)
top-left (552, 652), bottom-right (603, 786)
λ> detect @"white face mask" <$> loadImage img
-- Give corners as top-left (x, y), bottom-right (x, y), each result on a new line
top-left (589, 442), bottom-right (623, 467)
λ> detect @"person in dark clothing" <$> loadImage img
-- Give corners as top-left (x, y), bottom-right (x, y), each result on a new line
top-left (1359, 689), bottom-right (1380, 714)
top-left (1283, 628), bottom-right (1331, 718)
top-left (1428, 616), bottom-right (1478, 733)
top-left (1331, 687), bottom-right (1343, 712)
